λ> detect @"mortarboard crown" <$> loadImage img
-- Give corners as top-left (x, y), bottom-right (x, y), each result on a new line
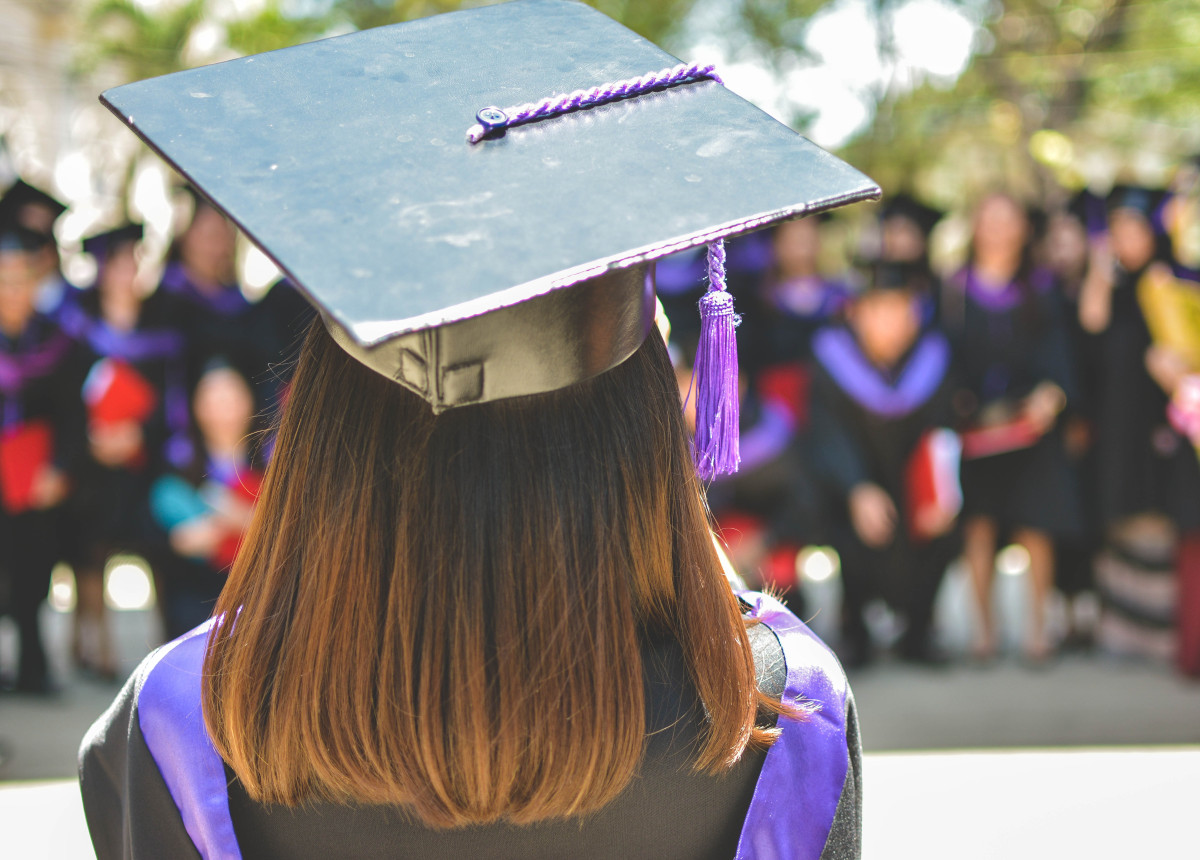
top-left (99, 0), bottom-right (878, 472)
top-left (0, 179), bottom-right (66, 243)
top-left (1107, 184), bottom-right (1166, 223)
top-left (82, 223), bottom-right (144, 260)
top-left (880, 193), bottom-right (943, 237)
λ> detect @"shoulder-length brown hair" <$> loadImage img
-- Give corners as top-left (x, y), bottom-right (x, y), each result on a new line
top-left (202, 320), bottom-right (783, 827)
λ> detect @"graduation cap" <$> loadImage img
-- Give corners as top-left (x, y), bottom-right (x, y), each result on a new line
top-left (82, 223), bottom-right (144, 261)
top-left (99, 0), bottom-right (878, 476)
top-left (1107, 184), bottom-right (1166, 223)
top-left (0, 213), bottom-right (45, 254)
top-left (879, 193), bottom-right (943, 237)
top-left (850, 258), bottom-right (928, 295)
top-left (0, 179), bottom-right (66, 241)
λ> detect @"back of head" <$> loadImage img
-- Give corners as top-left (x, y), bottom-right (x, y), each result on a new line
top-left (203, 321), bottom-right (768, 827)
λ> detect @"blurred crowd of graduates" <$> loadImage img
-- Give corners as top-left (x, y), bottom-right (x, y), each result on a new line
top-left (662, 159), bottom-right (1200, 675)
top-left (0, 177), bottom-right (312, 693)
top-left (3, 152), bottom-right (1200, 693)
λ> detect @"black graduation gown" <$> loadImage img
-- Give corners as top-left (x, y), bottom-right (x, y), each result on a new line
top-left (807, 324), bottom-right (960, 655)
top-left (62, 289), bottom-right (190, 562)
top-left (1092, 264), bottom-right (1176, 526)
top-left (79, 594), bottom-right (861, 860)
top-left (0, 313), bottom-right (88, 688)
top-left (943, 266), bottom-right (1083, 537)
top-left (155, 263), bottom-right (276, 402)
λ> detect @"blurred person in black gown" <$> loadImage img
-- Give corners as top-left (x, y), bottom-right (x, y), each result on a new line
top-left (877, 193), bottom-right (944, 323)
top-left (808, 260), bottom-right (960, 666)
top-left (1041, 191), bottom-right (1109, 649)
top-left (157, 189), bottom-right (275, 402)
top-left (0, 218), bottom-right (87, 693)
top-left (1077, 186), bottom-right (1179, 659)
top-left (0, 179), bottom-right (80, 325)
top-left (148, 360), bottom-right (262, 639)
top-left (62, 224), bottom-right (189, 678)
top-left (944, 192), bottom-right (1081, 663)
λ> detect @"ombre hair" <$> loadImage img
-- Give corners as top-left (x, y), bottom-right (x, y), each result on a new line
top-left (202, 321), bottom-right (784, 827)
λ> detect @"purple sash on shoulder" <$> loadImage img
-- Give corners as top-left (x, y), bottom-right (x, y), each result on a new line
top-left (137, 618), bottom-right (243, 860)
top-left (160, 263), bottom-right (251, 317)
top-left (137, 595), bottom-right (849, 860)
top-left (59, 301), bottom-right (185, 363)
top-left (812, 325), bottom-right (949, 418)
top-left (735, 592), bottom-right (850, 860)
top-left (953, 265), bottom-right (1054, 312)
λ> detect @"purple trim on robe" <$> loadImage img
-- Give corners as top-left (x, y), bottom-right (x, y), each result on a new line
top-left (953, 265), bottom-right (1054, 312)
top-left (812, 326), bottom-right (950, 418)
top-left (160, 263), bottom-right (251, 317)
top-left (735, 398), bottom-right (795, 473)
top-left (654, 248), bottom-right (707, 295)
top-left (137, 618), bottom-right (243, 860)
top-left (59, 302), bottom-right (185, 363)
top-left (771, 277), bottom-right (849, 320)
top-left (736, 591), bottom-right (850, 860)
top-left (727, 232), bottom-right (774, 276)
top-left (133, 598), bottom-right (848, 860)
top-left (0, 329), bottom-right (73, 395)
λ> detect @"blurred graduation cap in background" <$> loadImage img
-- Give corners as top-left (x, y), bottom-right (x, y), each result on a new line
top-left (82, 223), bottom-right (144, 262)
top-left (99, 0), bottom-right (877, 471)
top-left (1107, 184), bottom-right (1167, 225)
top-left (0, 179), bottom-right (66, 243)
top-left (880, 193), bottom-right (943, 237)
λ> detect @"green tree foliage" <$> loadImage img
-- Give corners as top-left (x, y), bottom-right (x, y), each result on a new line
top-left (77, 0), bottom-right (209, 80)
top-left (844, 0), bottom-right (1200, 204)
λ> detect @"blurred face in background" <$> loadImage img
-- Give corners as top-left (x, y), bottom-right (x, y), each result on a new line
top-left (181, 204), bottom-right (237, 286)
top-left (1109, 208), bottom-right (1157, 273)
top-left (194, 366), bottom-right (255, 452)
top-left (881, 215), bottom-right (927, 263)
top-left (972, 193), bottom-right (1029, 266)
top-left (99, 243), bottom-right (140, 305)
top-left (773, 217), bottom-right (821, 276)
top-left (0, 249), bottom-right (39, 336)
top-left (849, 288), bottom-right (921, 368)
top-left (1045, 213), bottom-right (1088, 281)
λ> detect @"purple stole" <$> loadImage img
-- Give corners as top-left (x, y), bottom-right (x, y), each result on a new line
top-left (950, 265), bottom-right (1055, 313)
top-left (58, 301), bottom-right (184, 364)
top-left (159, 263), bottom-right (251, 317)
top-left (136, 593), bottom-right (850, 860)
top-left (0, 323), bottom-right (73, 428)
top-left (812, 325), bottom-right (950, 418)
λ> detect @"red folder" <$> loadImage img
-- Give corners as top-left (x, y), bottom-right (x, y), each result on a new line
top-left (83, 358), bottom-right (158, 426)
top-left (960, 415), bottom-right (1042, 459)
top-left (0, 420), bottom-right (54, 514)
top-left (905, 428), bottom-right (963, 542)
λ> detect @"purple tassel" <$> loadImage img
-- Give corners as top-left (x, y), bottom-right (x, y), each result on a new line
top-left (693, 239), bottom-right (740, 479)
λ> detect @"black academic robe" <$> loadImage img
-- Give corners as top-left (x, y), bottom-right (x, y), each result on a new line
top-left (62, 289), bottom-right (190, 562)
top-left (79, 593), bottom-right (861, 860)
top-left (1092, 264), bottom-right (1176, 526)
top-left (155, 263), bottom-right (276, 402)
top-left (943, 265), bottom-right (1083, 538)
top-left (0, 312), bottom-right (88, 689)
top-left (807, 325), bottom-right (960, 658)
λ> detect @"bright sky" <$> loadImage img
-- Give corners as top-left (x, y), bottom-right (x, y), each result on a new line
top-left (689, 0), bottom-right (978, 148)
top-left (133, 0), bottom-right (980, 151)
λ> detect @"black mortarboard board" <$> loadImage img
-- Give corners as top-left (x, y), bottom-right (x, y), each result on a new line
top-left (851, 258), bottom-right (927, 295)
top-left (879, 193), bottom-right (943, 237)
top-left (0, 179), bottom-right (66, 236)
top-left (0, 209), bottom-right (45, 254)
top-left (1065, 189), bottom-right (1107, 238)
top-left (100, 0), bottom-right (878, 412)
top-left (82, 223), bottom-right (144, 260)
top-left (1107, 184), bottom-right (1166, 223)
